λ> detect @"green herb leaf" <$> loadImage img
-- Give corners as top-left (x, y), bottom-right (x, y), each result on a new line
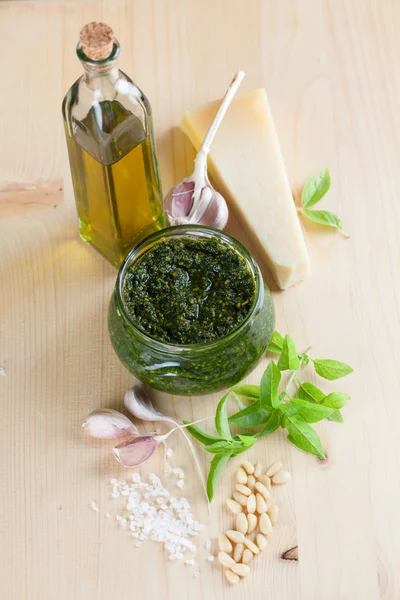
top-left (230, 391), bottom-right (247, 411)
top-left (228, 401), bottom-right (271, 428)
top-left (267, 331), bottom-right (284, 353)
top-left (278, 335), bottom-right (300, 371)
top-left (215, 393), bottom-right (233, 440)
top-left (229, 384), bottom-right (260, 400)
top-left (313, 359), bottom-right (353, 381)
top-left (260, 361), bottom-right (281, 408)
top-left (283, 414), bottom-right (326, 459)
top-left (207, 453), bottom-right (232, 501)
top-left (328, 409), bottom-right (344, 423)
top-left (237, 434), bottom-right (257, 448)
top-left (182, 422), bottom-right (223, 446)
top-left (253, 410), bottom-right (281, 438)
top-left (301, 208), bottom-right (344, 232)
top-left (322, 392), bottom-right (350, 409)
top-left (279, 404), bottom-right (302, 417)
top-left (301, 168), bottom-right (331, 208)
top-left (296, 382), bottom-right (326, 403)
top-left (204, 440), bottom-right (233, 454)
top-left (290, 397), bottom-right (335, 423)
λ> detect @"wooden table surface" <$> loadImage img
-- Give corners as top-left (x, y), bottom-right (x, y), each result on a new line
top-left (1, 1), bottom-right (400, 599)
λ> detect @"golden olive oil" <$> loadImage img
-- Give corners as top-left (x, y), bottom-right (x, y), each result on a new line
top-left (64, 101), bottom-right (165, 267)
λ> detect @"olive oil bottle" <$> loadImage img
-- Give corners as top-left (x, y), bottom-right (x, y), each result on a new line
top-left (62, 23), bottom-right (165, 267)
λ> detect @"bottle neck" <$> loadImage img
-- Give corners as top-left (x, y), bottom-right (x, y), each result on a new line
top-left (82, 61), bottom-right (119, 89)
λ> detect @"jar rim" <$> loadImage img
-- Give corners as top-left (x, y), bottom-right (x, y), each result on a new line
top-left (114, 225), bottom-right (264, 353)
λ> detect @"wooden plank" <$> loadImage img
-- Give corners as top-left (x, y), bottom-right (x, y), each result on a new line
top-left (1, 1), bottom-right (400, 599)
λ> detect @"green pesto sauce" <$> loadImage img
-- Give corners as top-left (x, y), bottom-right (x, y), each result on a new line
top-left (121, 237), bottom-right (256, 345)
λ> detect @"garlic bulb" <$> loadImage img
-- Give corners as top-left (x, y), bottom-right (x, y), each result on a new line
top-left (82, 408), bottom-right (138, 439)
top-left (165, 70), bottom-right (245, 229)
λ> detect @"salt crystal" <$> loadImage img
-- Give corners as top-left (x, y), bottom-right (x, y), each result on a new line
top-left (207, 556), bottom-right (215, 562)
top-left (105, 513), bottom-right (111, 519)
top-left (194, 572), bottom-right (199, 578)
top-left (132, 473), bottom-right (141, 483)
top-left (205, 540), bottom-right (212, 550)
top-left (111, 492), bottom-right (119, 499)
top-left (185, 559), bottom-right (195, 566)
top-left (166, 448), bottom-right (174, 458)
top-left (135, 542), bottom-right (142, 547)
top-left (173, 467), bottom-right (184, 479)
top-left (176, 480), bottom-right (184, 489)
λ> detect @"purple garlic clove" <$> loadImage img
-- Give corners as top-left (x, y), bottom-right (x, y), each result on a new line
top-left (113, 435), bottom-right (159, 467)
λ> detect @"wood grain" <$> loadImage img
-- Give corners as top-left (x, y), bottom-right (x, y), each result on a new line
top-left (1, 1), bottom-right (400, 599)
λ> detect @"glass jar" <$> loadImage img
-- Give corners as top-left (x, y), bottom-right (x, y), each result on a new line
top-left (108, 226), bottom-right (275, 396)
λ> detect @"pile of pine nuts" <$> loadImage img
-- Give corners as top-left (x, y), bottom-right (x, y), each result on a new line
top-left (218, 460), bottom-right (291, 584)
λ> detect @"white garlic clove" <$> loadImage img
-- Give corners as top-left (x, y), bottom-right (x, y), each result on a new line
top-left (113, 435), bottom-right (159, 467)
top-left (82, 409), bottom-right (138, 439)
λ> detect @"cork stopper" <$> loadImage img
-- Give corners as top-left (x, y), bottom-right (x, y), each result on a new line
top-left (79, 22), bottom-right (115, 60)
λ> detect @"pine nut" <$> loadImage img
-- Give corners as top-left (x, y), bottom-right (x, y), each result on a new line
top-left (243, 538), bottom-right (260, 554)
top-left (267, 504), bottom-right (279, 526)
top-left (236, 513), bottom-right (248, 535)
top-left (246, 475), bottom-right (256, 490)
top-left (242, 461), bottom-right (255, 475)
top-left (218, 533), bottom-right (233, 553)
top-left (226, 498), bottom-right (242, 514)
top-left (256, 533), bottom-right (267, 551)
top-left (236, 467), bottom-right (248, 485)
top-left (231, 563), bottom-right (251, 577)
top-left (247, 513), bottom-right (257, 533)
top-left (235, 483), bottom-right (251, 496)
top-left (255, 481), bottom-right (271, 501)
top-left (233, 491), bottom-right (248, 506)
top-left (224, 570), bottom-right (240, 585)
top-left (266, 461), bottom-right (283, 477)
top-left (226, 530), bottom-right (245, 544)
top-left (233, 543), bottom-right (244, 562)
top-left (258, 474), bottom-right (271, 490)
top-left (272, 470), bottom-right (291, 485)
top-left (256, 493), bottom-right (267, 514)
top-left (254, 462), bottom-right (263, 478)
top-left (218, 551), bottom-right (236, 568)
top-left (247, 493), bottom-right (256, 514)
top-left (242, 549), bottom-right (254, 564)
top-left (259, 512), bottom-right (273, 535)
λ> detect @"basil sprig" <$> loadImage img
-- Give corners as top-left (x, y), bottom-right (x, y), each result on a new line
top-left (299, 168), bottom-right (349, 238)
top-left (185, 331), bottom-right (353, 501)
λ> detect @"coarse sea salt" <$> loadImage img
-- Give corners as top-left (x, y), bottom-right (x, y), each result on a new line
top-left (94, 473), bottom-right (204, 561)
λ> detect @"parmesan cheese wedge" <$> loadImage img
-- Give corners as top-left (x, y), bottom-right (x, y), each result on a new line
top-left (181, 89), bottom-right (310, 289)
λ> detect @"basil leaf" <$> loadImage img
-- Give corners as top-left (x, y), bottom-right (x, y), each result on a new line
top-left (237, 434), bottom-right (257, 448)
top-left (283, 414), bottom-right (326, 459)
top-left (279, 404), bottom-right (301, 417)
top-left (229, 383), bottom-right (260, 400)
top-left (228, 401), bottom-right (271, 428)
top-left (204, 441), bottom-right (233, 454)
top-left (301, 168), bottom-right (331, 208)
top-left (296, 382), bottom-right (326, 403)
top-left (328, 409), bottom-right (344, 423)
top-left (301, 208), bottom-right (343, 231)
top-left (230, 391), bottom-right (246, 411)
top-left (268, 331), bottom-right (284, 353)
top-left (215, 393), bottom-right (233, 440)
top-left (322, 392), bottom-right (350, 409)
top-left (253, 410), bottom-right (281, 438)
top-left (278, 335), bottom-right (300, 371)
top-left (183, 422), bottom-right (223, 446)
top-left (291, 397), bottom-right (335, 423)
top-left (260, 361), bottom-right (281, 408)
top-left (207, 453), bottom-right (232, 501)
top-left (313, 359), bottom-right (353, 381)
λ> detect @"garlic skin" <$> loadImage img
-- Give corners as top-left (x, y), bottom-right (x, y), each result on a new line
top-left (113, 435), bottom-right (159, 467)
top-left (82, 409), bottom-right (138, 439)
top-left (165, 179), bottom-right (228, 230)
